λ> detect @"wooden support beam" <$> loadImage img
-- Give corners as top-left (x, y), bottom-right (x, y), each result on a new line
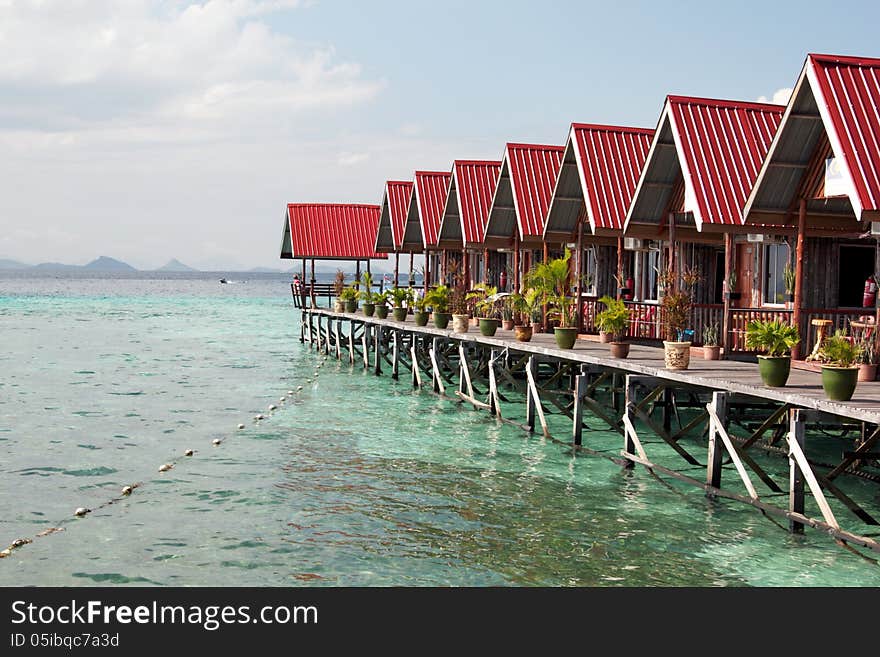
top-left (374, 325), bottom-right (383, 375)
top-left (488, 350), bottom-right (503, 418)
top-left (430, 337), bottom-right (445, 395)
top-left (572, 373), bottom-right (588, 446)
top-left (335, 320), bottom-right (342, 360)
top-left (788, 409), bottom-right (806, 533)
top-left (706, 392), bottom-right (727, 492)
top-left (348, 320), bottom-right (355, 364)
top-left (707, 400), bottom-right (759, 500)
top-left (826, 426), bottom-right (880, 480)
top-left (392, 331), bottom-right (399, 380)
top-left (411, 342), bottom-right (421, 388)
top-left (722, 233), bottom-right (734, 356)
top-left (458, 343), bottom-right (476, 404)
top-left (787, 408), bottom-right (840, 532)
top-left (362, 323), bottom-right (369, 369)
top-left (525, 356), bottom-right (537, 432)
top-left (525, 356), bottom-right (549, 437)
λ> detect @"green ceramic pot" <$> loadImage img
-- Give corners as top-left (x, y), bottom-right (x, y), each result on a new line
top-left (554, 327), bottom-right (578, 350)
top-left (414, 311), bottom-right (429, 327)
top-left (757, 355), bottom-right (791, 387)
top-left (821, 366), bottom-right (858, 401)
top-left (375, 305), bottom-right (389, 319)
top-left (479, 318), bottom-right (499, 336)
top-left (362, 303), bottom-right (375, 317)
top-left (433, 312), bottom-right (450, 329)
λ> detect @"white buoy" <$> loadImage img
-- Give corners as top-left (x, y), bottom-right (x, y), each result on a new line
top-left (212, 438), bottom-right (222, 446)
top-left (74, 507), bottom-right (90, 517)
top-left (121, 485), bottom-right (133, 496)
top-left (279, 397), bottom-right (286, 402)
top-left (268, 404), bottom-right (277, 411)
top-left (11, 538), bottom-right (31, 548)
top-left (296, 386), bottom-right (303, 392)
top-left (158, 463), bottom-right (173, 472)
top-left (237, 423), bottom-right (245, 430)
top-left (287, 390), bottom-right (294, 396)
top-left (184, 449), bottom-right (194, 457)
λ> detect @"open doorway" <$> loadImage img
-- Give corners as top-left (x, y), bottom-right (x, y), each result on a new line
top-left (838, 245), bottom-right (875, 307)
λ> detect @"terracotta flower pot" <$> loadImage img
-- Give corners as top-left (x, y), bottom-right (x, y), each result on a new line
top-left (514, 325), bottom-right (533, 342)
top-left (470, 316), bottom-right (480, 327)
top-left (599, 331), bottom-right (613, 343)
top-left (821, 366), bottom-right (859, 401)
top-left (757, 355), bottom-right (791, 387)
top-left (502, 319), bottom-right (515, 331)
top-left (858, 363), bottom-right (877, 382)
top-left (334, 300), bottom-right (345, 313)
top-left (610, 342), bottom-right (630, 359)
top-left (452, 314), bottom-right (470, 333)
top-left (703, 345), bottom-right (721, 360)
top-left (433, 312), bottom-right (451, 329)
top-left (663, 341), bottom-right (691, 370)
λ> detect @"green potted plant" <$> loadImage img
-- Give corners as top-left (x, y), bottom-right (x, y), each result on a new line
top-left (509, 290), bottom-right (540, 342)
top-left (596, 295), bottom-right (630, 358)
top-left (856, 331), bottom-right (877, 382)
top-left (424, 285), bottom-right (451, 329)
top-left (333, 269), bottom-right (346, 312)
top-left (359, 271), bottom-right (375, 316)
top-left (467, 284), bottom-right (500, 336)
top-left (660, 266), bottom-right (699, 370)
top-left (412, 292), bottom-right (430, 327)
top-left (374, 290), bottom-right (390, 319)
top-left (745, 319), bottom-right (800, 387)
top-left (819, 331), bottom-right (859, 401)
top-left (389, 287), bottom-right (413, 322)
top-left (339, 283), bottom-right (359, 313)
top-left (527, 248), bottom-right (577, 349)
top-left (702, 324), bottom-right (721, 360)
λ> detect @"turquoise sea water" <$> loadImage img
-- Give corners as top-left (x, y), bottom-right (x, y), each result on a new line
top-left (1, 272), bottom-right (879, 586)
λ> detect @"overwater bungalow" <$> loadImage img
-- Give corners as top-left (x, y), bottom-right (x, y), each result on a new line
top-left (743, 53), bottom-right (880, 359)
top-left (400, 170), bottom-right (452, 288)
top-left (436, 160), bottom-right (502, 288)
top-left (483, 142), bottom-right (565, 292)
top-left (279, 202), bottom-right (386, 306)
top-left (374, 180), bottom-right (415, 287)
top-left (622, 96), bottom-right (785, 347)
top-left (544, 123), bottom-right (654, 332)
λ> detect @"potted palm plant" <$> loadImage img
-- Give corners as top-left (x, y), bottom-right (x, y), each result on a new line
top-left (424, 285), bottom-right (451, 329)
top-left (745, 319), bottom-right (799, 387)
top-left (333, 269), bottom-right (346, 312)
top-left (359, 271), bottom-right (375, 316)
top-left (412, 293), bottom-right (430, 327)
top-left (703, 324), bottom-right (721, 360)
top-left (819, 331), bottom-right (859, 401)
top-left (467, 284), bottom-right (500, 336)
top-left (389, 287), bottom-right (413, 322)
top-left (660, 266), bottom-right (699, 370)
top-left (501, 295), bottom-right (516, 331)
top-left (374, 290), bottom-right (390, 319)
top-left (509, 290), bottom-right (540, 342)
top-left (339, 284), bottom-right (359, 313)
top-left (596, 296), bottom-right (630, 358)
top-left (527, 249), bottom-right (578, 349)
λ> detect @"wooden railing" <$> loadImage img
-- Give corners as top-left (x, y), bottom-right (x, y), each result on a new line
top-left (580, 298), bottom-right (722, 346)
top-left (728, 308), bottom-right (792, 351)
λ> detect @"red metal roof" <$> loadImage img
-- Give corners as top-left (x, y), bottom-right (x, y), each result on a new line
top-left (572, 124), bottom-right (654, 231)
top-left (808, 53), bottom-right (880, 215)
top-left (445, 160), bottom-right (502, 246)
top-left (283, 203), bottom-right (386, 260)
top-left (375, 180), bottom-right (413, 252)
top-left (506, 143), bottom-right (565, 237)
top-left (414, 171), bottom-right (451, 248)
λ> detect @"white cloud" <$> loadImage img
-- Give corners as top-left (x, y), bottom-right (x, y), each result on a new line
top-left (757, 87), bottom-right (793, 106)
top-left (337, 151), bottom-right (370, 167)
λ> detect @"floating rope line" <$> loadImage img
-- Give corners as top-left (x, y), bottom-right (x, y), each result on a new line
top-left (0, 352), bottom-right (328, 561)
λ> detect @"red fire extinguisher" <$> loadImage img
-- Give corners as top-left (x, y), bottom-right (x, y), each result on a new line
top-left (499, 269), bottom-right (507, 291)
top-left (624, 277), bottom-right (634, 301)
top-left (863, 274), bottom-right (877, 307)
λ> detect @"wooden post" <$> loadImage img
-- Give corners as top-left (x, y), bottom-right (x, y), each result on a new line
top-left (366, 259), bottom-right (371, 276)
top-left (362, 323), bottom-right (369, 369)
top-left (355, 260), bottom-right (361, 291)
top-left (374, 325), bottom-right (382, 375)
top-left (526, 356), bottom-right (537, 432)
top-left (575, 218), bottom-right (584, 333)
top-left (572, 372), bottom-right (588, 446)
top-left (394, 253), bottom-right (400, 288)
top-left (310, 259), bottom-right (316, 307)
top-left (391, 331), bottom-right (399, 380)
top-left (325, 317), bottom-right (331, 355)
top-left (722, 233), bottom-right (734, 357)
top-left (513, 232), bottom-right (521, 292)
top-left (488, 349), bottom-right (502, 418)
top-left (335, 320), bottom-right (342, 360)
top-left (430, 337), bottom-right (444, 394)
top-left (315, 314), bottom-right (322, 351)
top-left (623, 375), bottom-right (637, 468)
top-left (483, 249), bottom-right (490, 285)
top-left (662, 387), bottom-right (673, 433)
top-left (789, 408), bottom-right (806, 533)
top-left (463, 248), bottom-right (470, 290)
top-left (706, 391), bottom-right (727, 491)
top-left (668, 213), bottom-right (676, 292)
top-left (411, 342), bottom-right (421, 388)
top-left (792, 198), bottom-right (806, 360)
top-left (348, 320), bottom-right (355, 364)
top-left (616, 237), bottom-right (624, 300)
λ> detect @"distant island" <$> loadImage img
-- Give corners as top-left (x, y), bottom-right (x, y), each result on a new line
top-left (155, 258), bottom-right (198, 272)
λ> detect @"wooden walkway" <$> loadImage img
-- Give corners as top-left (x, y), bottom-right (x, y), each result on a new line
top-left (311, 308), bottom-right (880, 425)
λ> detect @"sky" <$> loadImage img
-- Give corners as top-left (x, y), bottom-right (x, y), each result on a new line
top-left (1, 0), bottom-right (879, 271)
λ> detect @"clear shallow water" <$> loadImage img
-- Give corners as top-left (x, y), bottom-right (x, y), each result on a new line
top-left (1, 272), bottom-right (879, 586)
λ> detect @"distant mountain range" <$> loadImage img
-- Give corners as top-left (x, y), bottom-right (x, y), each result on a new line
top-left (155, 258), bottom-right (197, 272)
top-left (0, 256), bottom-right (370, 273)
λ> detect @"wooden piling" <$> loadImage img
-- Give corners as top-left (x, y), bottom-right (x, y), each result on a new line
top-left (526, 356), bottom-right (537, 432)
top-left (706, 392), bottom-right (727, 492)
top-left (374, 325), bottom-right (382, 375)
top-left (392, 331), bottom-right (399, 380)
top-left (572, 373), bottom-right (588, 446)
top-left (362, 323), bottom-right (369, 369)
top-left (789, 408), bottom-right (806, 533)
